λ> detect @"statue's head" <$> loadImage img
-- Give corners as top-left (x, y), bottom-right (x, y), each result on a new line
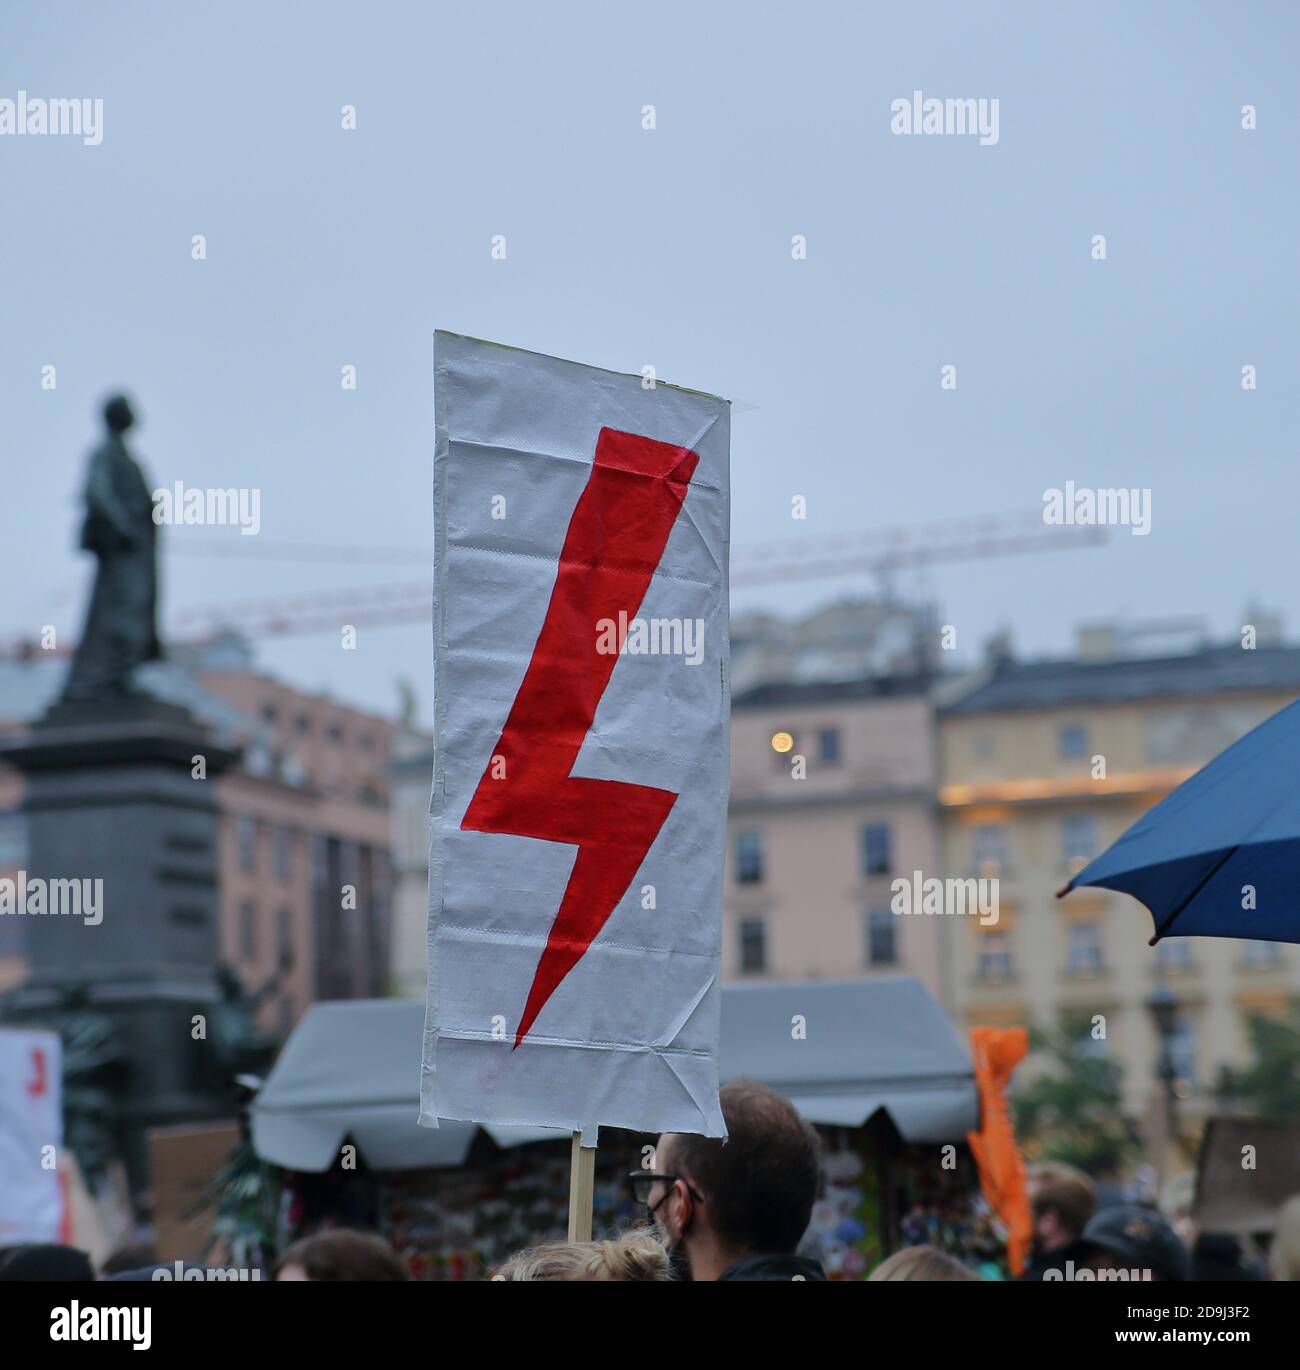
top-left (103, 394), bottom-right (135, 434)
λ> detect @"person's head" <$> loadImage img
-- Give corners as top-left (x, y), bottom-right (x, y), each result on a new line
top-left (0, 1244), bottom-right (95, 1281)
top-left (272, 1230), bottom-right (408, 1281)
top-left (99, 1243), bottom-right (158, 1276)
top-left (645, 1079), bottom-right (821, 1280)
top-left (493, 1228), bottom-right (671, 1282)
top-left (103, 394), bottom-right (135, 434)
top-left (869, 1245), bottom-right (980, 1281)
top-left (1028, 1161), bottom-right (1096, 1255)
top-left (1269, 1194), bottom-right (1300, 1280)
top-left (1066, 1205), bottom-right (1189, 1282)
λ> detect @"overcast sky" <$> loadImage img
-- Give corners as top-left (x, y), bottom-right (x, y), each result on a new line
top-left (3, 1), bottom-right (1297, 724)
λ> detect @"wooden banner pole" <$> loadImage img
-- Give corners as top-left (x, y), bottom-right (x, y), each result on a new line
top-left (567, 1130), bottom-right (596, 1243)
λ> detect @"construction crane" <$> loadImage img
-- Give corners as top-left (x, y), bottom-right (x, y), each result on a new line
top-left (160, 509), bottom-right (1107, 641)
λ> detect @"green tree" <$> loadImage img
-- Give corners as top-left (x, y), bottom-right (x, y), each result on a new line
top-left (1013, 1014), bottom-right (1138, 1176)
top-left (1217, 1003), bottom-right (1300, 1120)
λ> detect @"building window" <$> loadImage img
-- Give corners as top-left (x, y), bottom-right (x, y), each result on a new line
top-left (327, 722), bottom-right (344, 742)
top-left (277, 904), bottom-right (293, 962)
top-left (739, 918), bottom-right (766, 975)
top-left (735, 831), bottom-right (763, 885)
top-left (239, 899), bottom-right (257, 961)
top-left (818, 727), bottom-right (842, 765)
top-left (237, 817), bottom-right (257, 873)
top-left (1059, 723), bottom-right (1089, 759)
top-left (1156, 939), bottom-right (1193, 973)
top-left (977, 932), bottom-right (1013, 982)
top-left (972, 824), bottom-right (1008, 877)
top-left (1061, 813), bottom-right (1099, 867)
top-left (0, 812), bottom-right (29, 868)
top-left (295, 714), bottom-right (311, 734)
top-left (1065, 920), bottom-right (1104, 977)
top-left (1241, 940), bottom-right (1282, 968)
top-left (274, 827), bottom-right (293, 880)
top-left (866, 910), bottom-right (897, 967)
top-left (261, 703), bottom-right (278, 724)
top-left (359, 733), bottom-right (374, 753)
top-left (861, 823), bottom-right (891, 877)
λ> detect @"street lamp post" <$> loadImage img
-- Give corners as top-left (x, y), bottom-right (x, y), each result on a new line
top-left (1147, 981), bottom-right (1180, 1188)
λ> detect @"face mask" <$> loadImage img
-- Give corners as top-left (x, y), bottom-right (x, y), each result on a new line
top-left (648, 1197), bottom-right (695, 1282)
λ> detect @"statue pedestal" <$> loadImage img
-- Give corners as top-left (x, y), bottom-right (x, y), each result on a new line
top-left (0, 696), bottom-right (243, 1191)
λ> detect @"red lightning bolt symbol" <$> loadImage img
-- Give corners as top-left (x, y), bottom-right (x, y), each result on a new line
top-left (461, 426), bottom-right (700, 1048)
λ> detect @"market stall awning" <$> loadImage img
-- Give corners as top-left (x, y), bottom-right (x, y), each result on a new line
top-left (252, 977), bottom-right (976, 1171)
top-left (251, 1000), bottom-right (567, 1171)
top-left (719, 977), bottom-right (977, 1140)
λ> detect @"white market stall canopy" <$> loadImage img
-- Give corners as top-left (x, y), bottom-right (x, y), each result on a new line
top-left (251, 977), bottom-right (977, 1172)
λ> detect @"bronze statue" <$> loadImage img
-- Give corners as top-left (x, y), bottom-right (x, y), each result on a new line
top-left (61, 395), bottom-right (162, 702)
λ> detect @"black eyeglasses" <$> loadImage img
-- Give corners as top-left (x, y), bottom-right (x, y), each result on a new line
top-left (626, 1171), bottom-right (704, 1208)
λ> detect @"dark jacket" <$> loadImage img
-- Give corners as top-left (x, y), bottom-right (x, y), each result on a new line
top-left (718, 1254), bottom-right (826, 1281)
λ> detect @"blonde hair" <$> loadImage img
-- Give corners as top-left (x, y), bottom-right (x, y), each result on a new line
top-left (1270, 1194), bottom-right (1300, 1280)
top-left (869, 1246), bottom-right (980, 1281)
top-left (493, 1228), bottom-right (672, 1282)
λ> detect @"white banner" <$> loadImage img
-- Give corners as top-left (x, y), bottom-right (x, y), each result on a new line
top-left (0, 1028), bottom-right (63, 1245)
top-left (422, 333), bottom-right (730, 1142)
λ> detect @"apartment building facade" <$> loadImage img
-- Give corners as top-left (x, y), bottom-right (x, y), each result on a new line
top-left (937, 636), bottom-right (1300, 1119)
top-left (724, 675), bottom-right (943, 1000)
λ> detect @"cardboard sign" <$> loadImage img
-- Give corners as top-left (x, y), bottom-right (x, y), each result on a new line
top-left (0, 1028), bottom-right (63, 1245)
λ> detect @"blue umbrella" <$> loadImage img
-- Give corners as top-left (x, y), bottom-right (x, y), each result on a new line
top-left (1058, 698), bottom-right (1300, 944)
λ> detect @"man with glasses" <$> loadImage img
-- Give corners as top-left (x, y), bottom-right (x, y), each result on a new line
top-left (629, 1080), bottom-right (825, 1280)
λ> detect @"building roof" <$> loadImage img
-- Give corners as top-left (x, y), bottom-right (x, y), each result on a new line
top-left (940, 644), bottom-right (1300, 716)
top-left (731, 671), bottom-right (934, 711)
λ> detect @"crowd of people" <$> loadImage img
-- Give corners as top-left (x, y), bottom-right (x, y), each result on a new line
top-left (4, 1080), bottom-right (1300, 1283)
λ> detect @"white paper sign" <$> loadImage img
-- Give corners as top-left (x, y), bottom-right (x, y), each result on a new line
top-left (422, 333), bottom-right (730, 1141)
top-left (0, 1028), bottom-right (63, 1245)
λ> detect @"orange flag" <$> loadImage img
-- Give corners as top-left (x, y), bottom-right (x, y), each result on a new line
top-left (966, 1027), bottom-right (1032, 1276)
